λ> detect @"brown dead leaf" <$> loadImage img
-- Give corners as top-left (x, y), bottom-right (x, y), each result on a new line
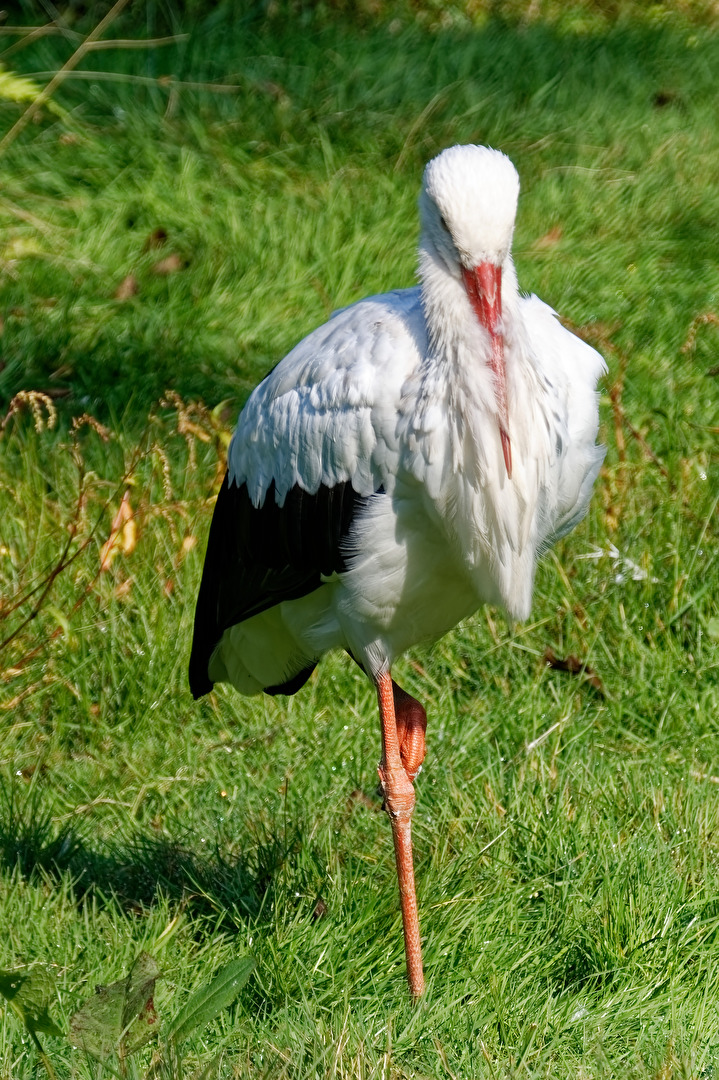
top-left (143, 227), bottom-right (168, 251)
top-left (121, 517), bottom-right (136, 555)
top-left (544, 648), bottom-right (604, 694)
top-left (533, 225), bottom-right (562, 250)
top-left (59, 132), bottom-right (80, 146)
top-left (152, 253), bottom-right (186, 275)
top-left (114, 274), bottom-right (139, 301)
top-left (100, 491), bottom-right (134, 571)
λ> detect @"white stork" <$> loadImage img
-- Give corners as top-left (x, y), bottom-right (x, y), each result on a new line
top-left (189, 144), bottom-right (606, 998)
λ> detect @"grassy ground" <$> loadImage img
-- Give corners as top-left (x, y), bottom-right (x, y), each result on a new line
top-left (1, 4), bottom-right (719, 1078)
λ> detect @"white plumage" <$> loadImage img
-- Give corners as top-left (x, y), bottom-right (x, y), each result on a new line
top-left (201, 147), bottom-right (605, 696)
top-left (190, 143), bottom-right (607, 998)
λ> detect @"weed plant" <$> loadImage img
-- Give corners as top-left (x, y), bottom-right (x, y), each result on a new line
top-left (0, 4), bottom-right (718, 1078)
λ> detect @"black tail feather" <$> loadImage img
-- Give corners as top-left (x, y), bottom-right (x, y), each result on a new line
top-left (188, 473), bottom-right (373, 699)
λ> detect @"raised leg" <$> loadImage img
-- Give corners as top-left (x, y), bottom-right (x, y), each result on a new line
top-left (376, 670), bottom-right (426, 998)
top-left (393, 681), bottom-right (427, 782)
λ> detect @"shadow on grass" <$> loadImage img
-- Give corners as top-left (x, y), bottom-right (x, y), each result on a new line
top-left (0, 782), bottom-right (301, 926)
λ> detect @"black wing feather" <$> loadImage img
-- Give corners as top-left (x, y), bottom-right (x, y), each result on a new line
top-left (188, 473), bottom-right (371, 699)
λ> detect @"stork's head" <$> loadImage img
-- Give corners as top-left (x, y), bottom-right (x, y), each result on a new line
top-left (420, 145), bottom-right (520, 478)
top-left (421, 144), bottom-right (519, 269)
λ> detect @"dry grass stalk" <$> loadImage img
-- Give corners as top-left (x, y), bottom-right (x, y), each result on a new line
top-left (1, 390), bottom-right (57, 433)
top-left (680, 311), bottom-right (719, 354)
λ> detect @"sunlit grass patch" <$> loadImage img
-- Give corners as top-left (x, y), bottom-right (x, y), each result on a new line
top-left (0, 377), bottom-right (717, 1077)
top-left (0, 3), bottom-right (718, 1078)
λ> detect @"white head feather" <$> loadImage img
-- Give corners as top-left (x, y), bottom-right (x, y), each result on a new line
top-left (419, 145), bottom-right (520, 271)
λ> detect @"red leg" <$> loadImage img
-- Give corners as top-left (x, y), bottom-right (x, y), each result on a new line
top-left (376, 670), bottom-right (425, 998)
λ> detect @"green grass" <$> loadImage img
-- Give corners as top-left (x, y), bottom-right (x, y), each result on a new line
top-left (1, 4), bottom-right (719, 1077)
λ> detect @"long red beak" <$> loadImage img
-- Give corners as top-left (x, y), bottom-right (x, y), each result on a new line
top-left (461, 263), bottom-right (512, 479)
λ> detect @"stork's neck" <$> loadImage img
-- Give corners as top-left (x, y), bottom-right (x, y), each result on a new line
top-left (418, 241), bottom-right (518, 367)
top-left (418, 245), bottom-right (465, 358)
top-left (413, 237), bottom-right (527, 486)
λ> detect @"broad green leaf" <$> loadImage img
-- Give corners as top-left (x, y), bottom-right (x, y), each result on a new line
top-left (166, 957), bottom-right (255, 1045)
top-left (122, 993), bottom-right (159, 1056)
top-left (69, 952), bottom-right (161, 1060)
top-left (69, 976), bottom-right (125, 1059)
top-left (121, 953), bottom-right (160, 1033)
top-left (121, 953), bottom-right (161, 1055)
top-left (0, 967), bottom-right (64, 1037)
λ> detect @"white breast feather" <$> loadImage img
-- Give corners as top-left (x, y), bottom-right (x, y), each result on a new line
top-left (227, 275), bottom-right (604, 641)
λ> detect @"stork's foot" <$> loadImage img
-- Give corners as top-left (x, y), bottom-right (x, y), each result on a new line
top-left (377, 681), bottom-right (427, 806)
top-left (393, 681), bottom-right (427, 783)
top-left (376, 671), bottom-right (426, 999)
